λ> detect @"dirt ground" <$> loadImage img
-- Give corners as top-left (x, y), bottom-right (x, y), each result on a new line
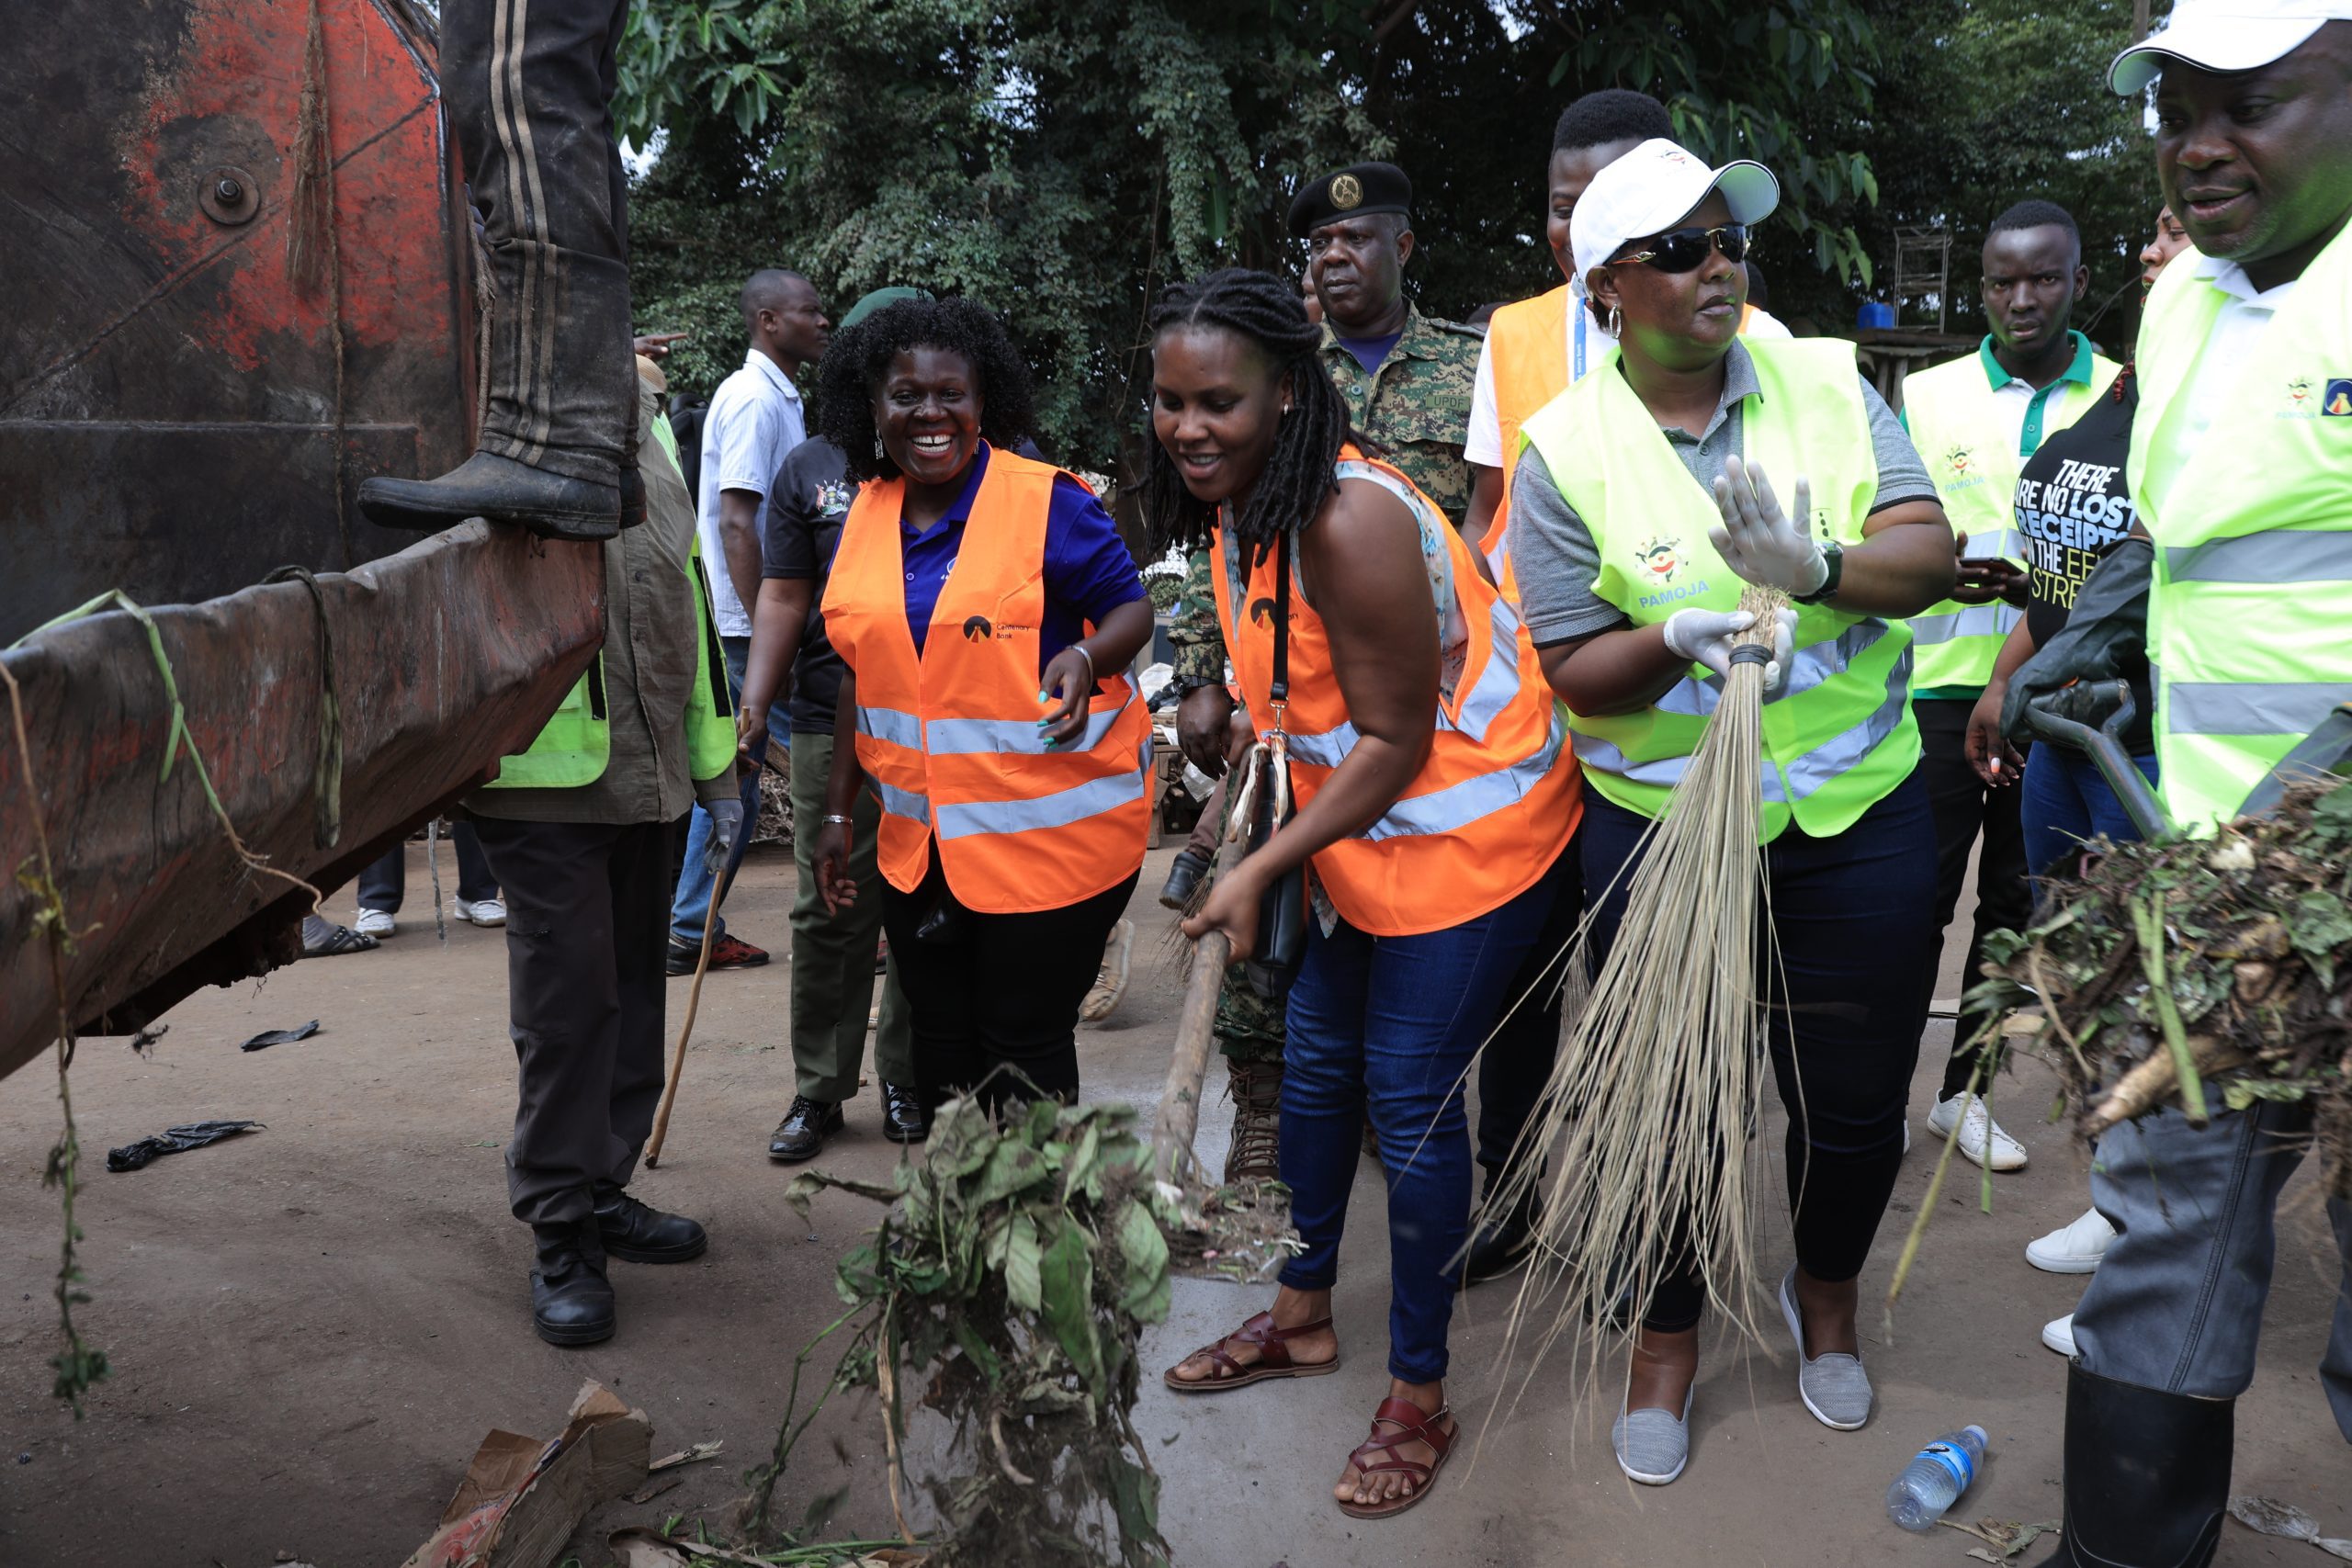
top-left (3, 840), bottom-right (2346, 1567)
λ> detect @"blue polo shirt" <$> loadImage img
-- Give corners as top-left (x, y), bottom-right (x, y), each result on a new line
top-left (899, 443), bottom-right (1145, 674)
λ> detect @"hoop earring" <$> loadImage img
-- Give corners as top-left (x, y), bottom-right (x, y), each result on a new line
top-left (1607, 304), bottom-right (1623, 338)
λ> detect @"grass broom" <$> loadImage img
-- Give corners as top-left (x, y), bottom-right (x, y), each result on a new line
top-left (1485, 585), bottom-right (1787, 1416)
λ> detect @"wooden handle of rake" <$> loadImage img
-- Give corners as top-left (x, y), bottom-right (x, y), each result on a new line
top-left (645, 858), bottom-right (733, 1169)
top-left (1151, 830), bottom-right (1252, 1185)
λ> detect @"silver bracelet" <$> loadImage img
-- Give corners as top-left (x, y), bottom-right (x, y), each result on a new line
top-left (1070, 641), bottom-right (1096, 691)
top-left (821, 813), bottom-right (854, 827)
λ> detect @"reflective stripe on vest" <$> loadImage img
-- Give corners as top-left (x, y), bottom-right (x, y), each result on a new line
top-left (820, 446), bottom-right (1149, 912)
top-left (1899, 350), bottom-right (2117, 689)
top-left (1521, 338), bottom-right (1921, 842)
top-left (2132, 223), bottom-right (2352, 832)
top-left (1209, 451), bottom-right (1580, 936)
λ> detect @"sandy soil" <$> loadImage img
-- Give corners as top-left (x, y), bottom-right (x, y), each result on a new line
top-left (2, 840), bottom-right (2345, 1566)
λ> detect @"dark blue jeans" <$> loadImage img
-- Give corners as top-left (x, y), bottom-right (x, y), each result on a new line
top-left (1278, 850), bottom-right (1570, 1384)
top-left (1582, 772), bottom-right (1938, 1333)
top-left (670, 634), bottom-right (789, 947)
top-left (2020, 743), bottom-right (2159, 886)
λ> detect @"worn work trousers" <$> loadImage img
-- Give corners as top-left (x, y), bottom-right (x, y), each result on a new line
top-left (439, 0), bottom-right (634, 483)
top-left (1915, 698), bottom-right (2032, 1098)
top-left (788, 730), bottom-right (912, 1102)
top-left (357, 822), bottom-right (497, 912)
top-left (2074, 1099), bottom-right (2352, 1441)
top-left (879, 843), bottom-right (1136, 1113)
top-left (1277, 851), bottom-right (1568, 1383)
top-left (1581, 776), bottom-right (1938, 1334)
top-left (473, 815), bottom-right (669, 1227)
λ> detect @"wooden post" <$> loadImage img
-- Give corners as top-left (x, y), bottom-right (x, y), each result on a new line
top-left (1150, 830), bottom-right (1251, 1185)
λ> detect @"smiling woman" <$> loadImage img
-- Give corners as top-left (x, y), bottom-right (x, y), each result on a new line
top-left (809, 297), bottom-right (1152, 1114)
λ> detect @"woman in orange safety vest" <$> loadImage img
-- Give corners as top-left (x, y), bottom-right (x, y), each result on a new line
top-left (1148, 269), bottom-right (1580, 1522)
top-left (811, 298), bottom-right (1153, 1112)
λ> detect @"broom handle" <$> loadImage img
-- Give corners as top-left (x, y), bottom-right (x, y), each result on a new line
top-left (1151, 829), bottom-right (1253, 1184)
top-left (645, 858), bottom-right (732, 1169)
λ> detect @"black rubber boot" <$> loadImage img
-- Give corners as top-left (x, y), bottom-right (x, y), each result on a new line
top-left (358, 450), bottom-right (620, 541)
top-left (593, 1183), bottom-right (707, 1264)
top-left (1159, 846), bottom-right (1212, 911)
top-left (1463, 1166), bottom-right (1541, 1285)
top-left (529, 1219), bottom-right (616, 1346)
top-left (2030, 1361), bottom-right (2233, 1566)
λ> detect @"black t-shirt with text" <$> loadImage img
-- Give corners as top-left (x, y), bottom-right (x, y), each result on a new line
top-left (761, 436), bottom-right (855, 735)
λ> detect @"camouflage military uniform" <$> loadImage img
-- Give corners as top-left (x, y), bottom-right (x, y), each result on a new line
top-left (1168, 308), bottom-right (1478, 1067)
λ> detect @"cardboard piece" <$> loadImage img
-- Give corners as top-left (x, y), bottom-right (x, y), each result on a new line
top-left (402, 1381), bottom-right (653, 1568)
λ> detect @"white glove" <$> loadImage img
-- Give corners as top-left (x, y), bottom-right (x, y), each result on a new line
top-left (703, 796), bottom-right (745, 874)
top-left (1708, 456), bottom-right (1828, 597)
top-left (1663, 605), bottom-right (1799, 698)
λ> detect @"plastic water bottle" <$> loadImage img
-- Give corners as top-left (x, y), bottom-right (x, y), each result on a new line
top-left (1885, 1426), bottom-right (1988, 1531)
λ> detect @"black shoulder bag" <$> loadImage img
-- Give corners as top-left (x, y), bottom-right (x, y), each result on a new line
top-left (1244, 537), bottom-right (1308, 1000)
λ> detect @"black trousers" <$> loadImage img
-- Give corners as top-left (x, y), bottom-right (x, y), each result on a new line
top-left (1476, 835), bottom-right (1584, 1175)
top-left (1914, 699), bottom-right (2033, 1098)
top-left (879, 844), bottom-right (1137, 1113)
top-left (439, 0), bottom-right (634, 484)
top-left (472, 816), bottom-right (670, 1227)
top-left (1582, 776), bottom-right (1939, 1333)
top-left (356, 821), bottom-right (497, 911)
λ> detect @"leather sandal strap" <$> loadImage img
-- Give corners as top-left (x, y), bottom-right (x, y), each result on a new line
top-left (1349, 1399), bottom-right (1453, 1476)
top-left (1227, 1310), bottom-right (1333, 1369)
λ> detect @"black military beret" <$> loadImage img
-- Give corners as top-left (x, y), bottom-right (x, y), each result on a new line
top-left (1286, 162), bottom-right (1412, 237)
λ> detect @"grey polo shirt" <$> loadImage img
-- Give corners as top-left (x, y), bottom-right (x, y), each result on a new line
top-left (1510, 341), bottom-right (1937, 647)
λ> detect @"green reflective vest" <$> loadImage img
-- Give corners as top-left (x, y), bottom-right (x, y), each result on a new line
top-left (1899, 338), bottom-right (2119, 693)
top-left (485, 412), bottom-right (738, 791)
top-left (1521, 338), bottom-right (1920, 842)
top-left (2132, 224), bottom-right (2352, 833)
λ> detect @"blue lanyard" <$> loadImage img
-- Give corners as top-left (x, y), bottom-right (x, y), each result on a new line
top-left (1572, 305), bottom-right (1589, 382)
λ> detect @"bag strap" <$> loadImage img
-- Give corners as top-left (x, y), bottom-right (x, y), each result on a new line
top-left (1270, 536), bottom-right (1291, 712)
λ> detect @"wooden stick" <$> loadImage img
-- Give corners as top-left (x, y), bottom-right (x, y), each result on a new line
top-left (645, 860), bottom-right (732, 1169)
top-left (1151, 830), bottom-right (1252, 1185)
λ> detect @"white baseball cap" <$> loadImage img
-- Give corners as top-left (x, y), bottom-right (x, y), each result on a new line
top-left (2109, 0), bottom-right (2352, 94)
top-left (1569, 139), bottom-right (1781, 297)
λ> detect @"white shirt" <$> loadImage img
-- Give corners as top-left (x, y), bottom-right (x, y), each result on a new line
top-left (2142, 254), bottom-right (2300, 514)
top-left (696, 349), bottom-right (806, 636)
top-left (1464, 297), bottom-right (1792, 468)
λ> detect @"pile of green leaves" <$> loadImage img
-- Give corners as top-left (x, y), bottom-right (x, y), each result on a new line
top-left (745, 1091), bottom-right (1291, 1566)
top-left (1979, 775), bottom-right (2352, 1193)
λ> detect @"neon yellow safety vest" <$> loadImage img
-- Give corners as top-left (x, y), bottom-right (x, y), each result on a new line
top-left (1899, 338), bottom-right (2120, 692)
top-left (2131, 223), bottom-right (2352, 833)
top-left (1521, 339), bottom-right (1920, 842)
top-left (486, 411), bottom-right (739, 790)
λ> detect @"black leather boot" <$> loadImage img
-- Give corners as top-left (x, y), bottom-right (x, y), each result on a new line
top-left (593, 1183), bottom-right (707, 1264)
top-left (2030, 1361), bottom-right (2233, 1566)
top-left (1159, 846), bottom-right (1213, 910)
top-left (1463, 1167), bottom-right (1541, 1285)
top-left (529, 1219), bottom-right (615, 1346)
top-left (358, 451), bottom-right (620, 540)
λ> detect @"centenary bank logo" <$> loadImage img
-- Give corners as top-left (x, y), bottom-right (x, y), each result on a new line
top-left (960, 615), bottom-right (992, 641)
top-left (1637, 536), bottom-right (1685, 583)
top-left (1248, 596), bottom-right (1281, 627)
top-left (2325, 379), bottom-right (2352, 417)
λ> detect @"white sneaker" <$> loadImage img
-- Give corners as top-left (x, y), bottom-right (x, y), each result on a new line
top-left (2041, 1313), bottom-right (2077, 1357)
top-left (2025, 1207), bottom-right (2116, 1274)
top-left (354, 908), bottom-right (396, 938)
top-left (1925, 1092), bottom-right (2029, 1172)
top-left (452, 897), bottom-right (507, 928)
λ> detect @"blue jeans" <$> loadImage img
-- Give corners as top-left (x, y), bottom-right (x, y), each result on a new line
top-left (1277, 852), bottom-right (1569, 1384)
top-left (670, 634), bottom-right (789, 948)
top-left (2019, 742), bottom-right (2159, 885)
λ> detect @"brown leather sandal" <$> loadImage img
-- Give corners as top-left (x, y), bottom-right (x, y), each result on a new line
top-left (1161, 1309), bottom-right (1339, 1393)
top-left (1336, 1397), bottom-right (1455, 1519)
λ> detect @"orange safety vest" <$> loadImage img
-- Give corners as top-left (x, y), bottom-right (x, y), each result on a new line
top-left (821, 446), bottom-right (1150, 914)
top-left (1209, 449), bottom-right (1581, 936)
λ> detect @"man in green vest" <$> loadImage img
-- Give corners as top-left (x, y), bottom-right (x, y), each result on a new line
top-left (465, 355), bottom-right (742, 1347)
top-left (2018, 7), bottom-right (2352, 1563)
top-left (1899, 200), bottom-right (2120, 1173)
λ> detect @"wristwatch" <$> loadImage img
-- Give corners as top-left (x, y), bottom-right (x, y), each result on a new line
top-left (1173, 673), bottom-right (1227, 696)
top-left (1793, 539), bottom-right (1844, 604)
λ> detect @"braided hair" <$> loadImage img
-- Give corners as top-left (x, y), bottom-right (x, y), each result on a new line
top-left (1142, 267), bottom-right (1349, 563)
top-left (813, 296), bottom-right (1035, 484)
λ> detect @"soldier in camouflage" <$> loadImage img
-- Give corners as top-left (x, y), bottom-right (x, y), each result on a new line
top-left (1161, 164), bottom-right (1480, 1182)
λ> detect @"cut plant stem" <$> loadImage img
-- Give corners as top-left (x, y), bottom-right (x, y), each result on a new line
top-left (2131, 896), bottom-right (2210, 1125)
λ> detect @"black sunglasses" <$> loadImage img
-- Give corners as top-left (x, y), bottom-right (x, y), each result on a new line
top-left (1610, 224), bottom-right (1753, 275)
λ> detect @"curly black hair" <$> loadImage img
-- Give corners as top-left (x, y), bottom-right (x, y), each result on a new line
top-left (1142, 267), bottom-right (1349, 563)
top-left (813, 296), bottom-right (1036, 483)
